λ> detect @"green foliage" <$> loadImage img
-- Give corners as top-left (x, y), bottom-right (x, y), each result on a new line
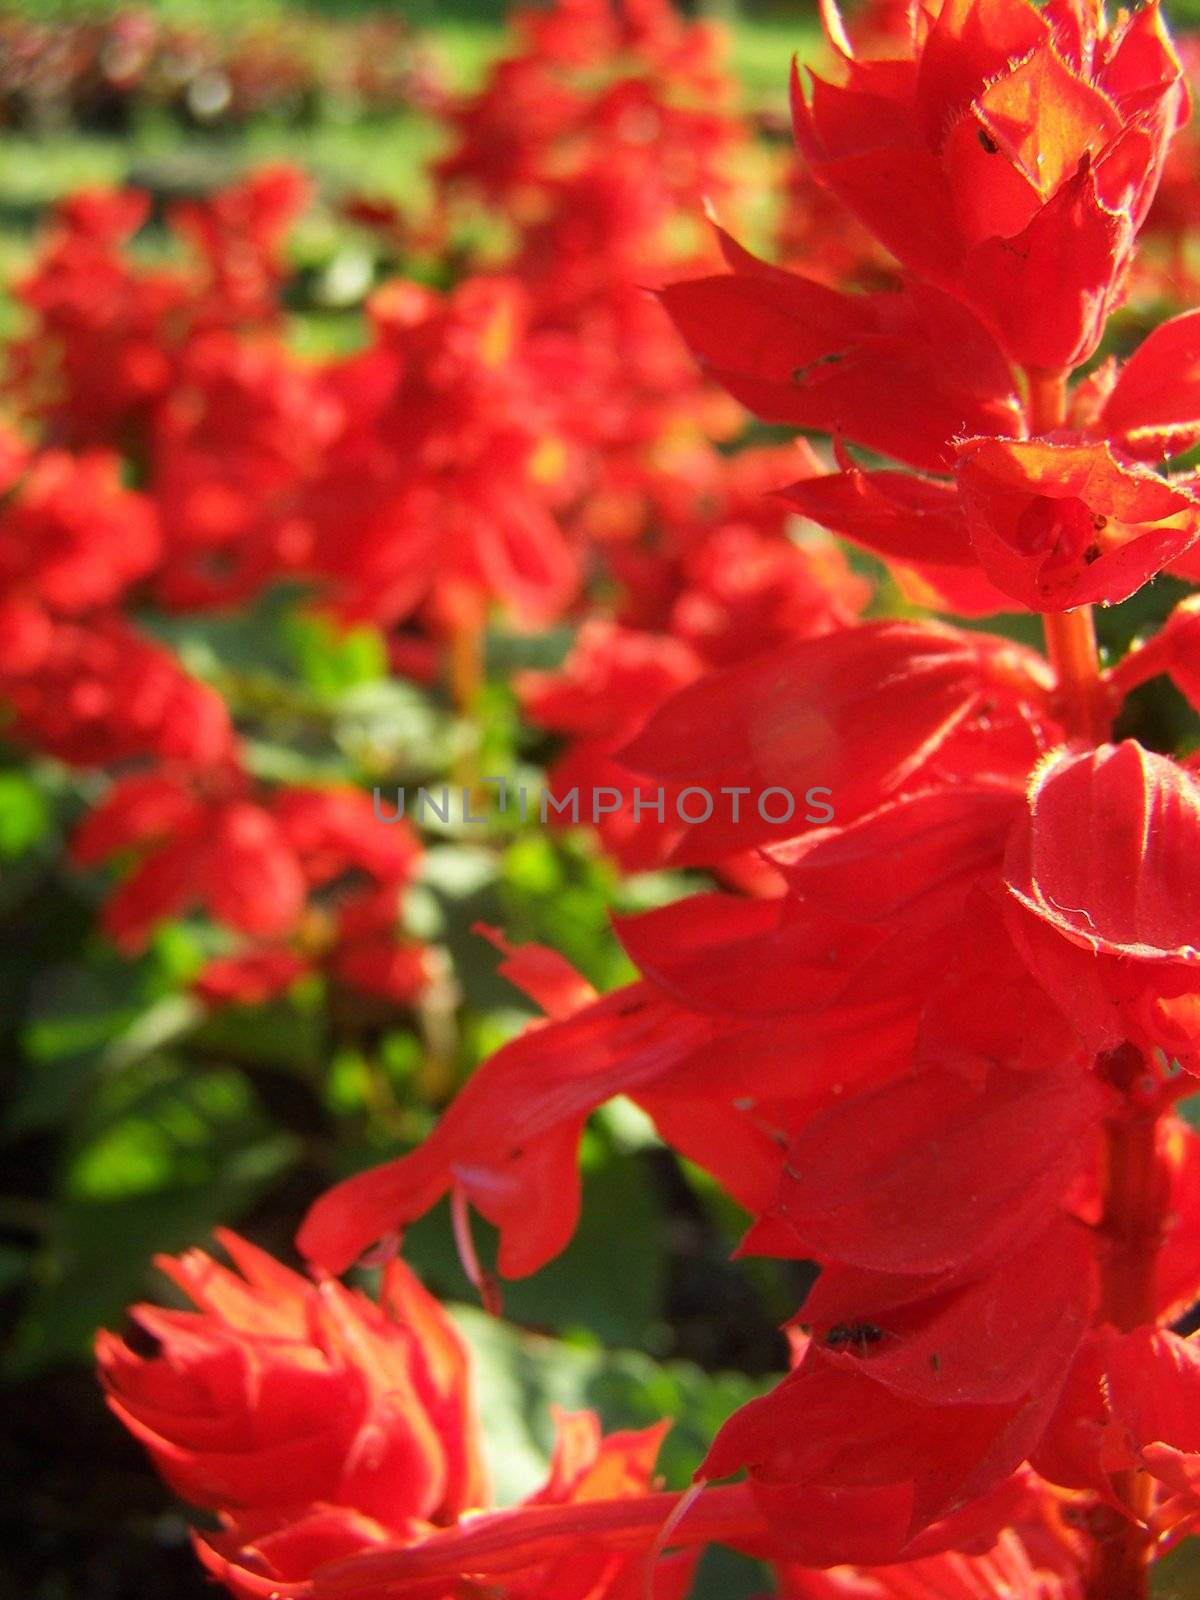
top-left (455, 1303), bottom-right (771, 1500)
top-left (9, 1059), bottom-right (300, 1374)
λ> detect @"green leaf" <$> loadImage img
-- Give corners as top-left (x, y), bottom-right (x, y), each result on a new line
top-left (285, 609), bottom-right (388, 696)
top-left (0, 771), bottom-right (51, 857)
top-left (187, 993), bottom-right (326, 1072)
top-left (8, 1160), bottom-right (292, 1377)
top-left (8, 961), bottom-right (183, 1138)
top-left (451, 1305), bottom-right (773, 1502)
top-left (138, 584), bottom-right (311, 679)
top-left (331, 680), bottom-right (448, 774)
top-left (8, 1060), bottom-right (299, 1375)
top-left (400, 1139), bottom-right (667, 1352)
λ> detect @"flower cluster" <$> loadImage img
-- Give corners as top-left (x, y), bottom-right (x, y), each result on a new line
top-left (46, 0), bottom-right (1200, 1595)
top-left (3, 0), bottom-right (859, 1017)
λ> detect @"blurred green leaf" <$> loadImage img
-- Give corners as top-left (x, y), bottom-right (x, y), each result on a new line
top-left (452, 1304), bottom-right (773, 1502)
top-left (498, 834), bottom-right (632, 990)
top-left (8, 1162), bottom-right (292, 1376)
top-left (140, 584), bottom-right (310, 679)
top-left (8, 1060), bottom-right (299, 1374)
top-left (331, 679), bottom-right (447, 773)
top-left (0, 772), bottom-right (51, 857)
top-left (65, 1060), bottom-right (282, 1202)
top-left (8, 961), bottom-right (189, 1138)
top-left (187, 993), bottom-right (326, 1071)
top-left (401, 1138), bottom-right (667, 1353)
top-left (1154, 1535), bottom-right (1200, 1597)
top-left (285, 609), bottom-right (388, 696)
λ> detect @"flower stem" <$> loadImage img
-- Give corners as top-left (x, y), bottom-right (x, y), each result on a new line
top-left (1086, 1045), bottom-right (1167, 1600)
top-left (447, 600), bottom-right (486, 798)
top-left (1096, 1047), bottom-right (1166, 1335)
top-left (1026, 367), bottom-right (1068, 435)
top-left (1043, 606), bottom-right (1111, 746)
top-left (1026, 370), bottom-right (1111, 745)
top-left (1027, 367), bottom-right (1163, 1599)
top-left (1044, 637), bottom-right (1158, 1600)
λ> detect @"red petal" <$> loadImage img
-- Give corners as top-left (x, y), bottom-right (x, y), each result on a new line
top-left (957, 437), bottom-right (1200, 610)
top-left (1005, 742), bottom-right (1200, 962)
top-left (1102, 309), bottom-right (1200, 460)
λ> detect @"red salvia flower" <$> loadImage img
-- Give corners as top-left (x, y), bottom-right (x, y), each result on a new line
top-left (73, 776), bottom-right (429, 1005)
top-left (97, 1230), bottom-right (487, 1532)
top-left (102, 1234), bottom-right (716, 1600)
top-left (0, 614), bottom-right (233, 768)
top-left (0, 449), bottom-right (159, 615)
top-left (308, 276), bottom-right (580, 631)
top-left (791, 0), bottom-right (1188, 371)
top-left (955, 438), bottom-right (1200, 609)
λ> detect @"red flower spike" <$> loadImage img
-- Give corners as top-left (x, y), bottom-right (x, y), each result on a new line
top-left (956, 437), bottom-right (1200, 610)
top-left (0, 450), bottom-right (160, 616)
top-left (272, 788), bottom-right (421, 889)
top-left (106, 1236), bottom-right (723, 1600)
top-left (308, 275), bottom-right (581, 631)
top-left (0, 615), bottom-right (234, 769)
top-left (76, 0), bottom-right (1200, 1587)
top-left (791, 0), bottom-right (1187, 370)
top-left (74, 777), bottom-right (430, 1001)
top-left (72, 771), bottom-right (201, 868)
top-left (91, 794), bottom-right (306, 955)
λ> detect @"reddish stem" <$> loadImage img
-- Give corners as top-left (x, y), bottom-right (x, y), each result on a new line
top-left (1044, 605), bottom-right (1112, 746)
top-left (1086, 1045), bottom-right (1170, 1599)
top-left (449, 605), bottom-right (485, 721)
top-left (1027, 371), bottom-right (1110, 743)
top-left (1028, 370), bottom-right (1165, 1600)
top-left (446, 590), bottom-right (487, 800)
top-left (1096, 1047), bottom-right (1168, 1334)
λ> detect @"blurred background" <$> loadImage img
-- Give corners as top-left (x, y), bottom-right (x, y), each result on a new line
top-left (0, 7), bottom-right (811, 1598)
top-left (2, 4), bottom-right (1199, 1599)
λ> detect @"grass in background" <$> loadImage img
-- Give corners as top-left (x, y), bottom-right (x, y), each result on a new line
top-left (0, 5), bottom-right (814, 343)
